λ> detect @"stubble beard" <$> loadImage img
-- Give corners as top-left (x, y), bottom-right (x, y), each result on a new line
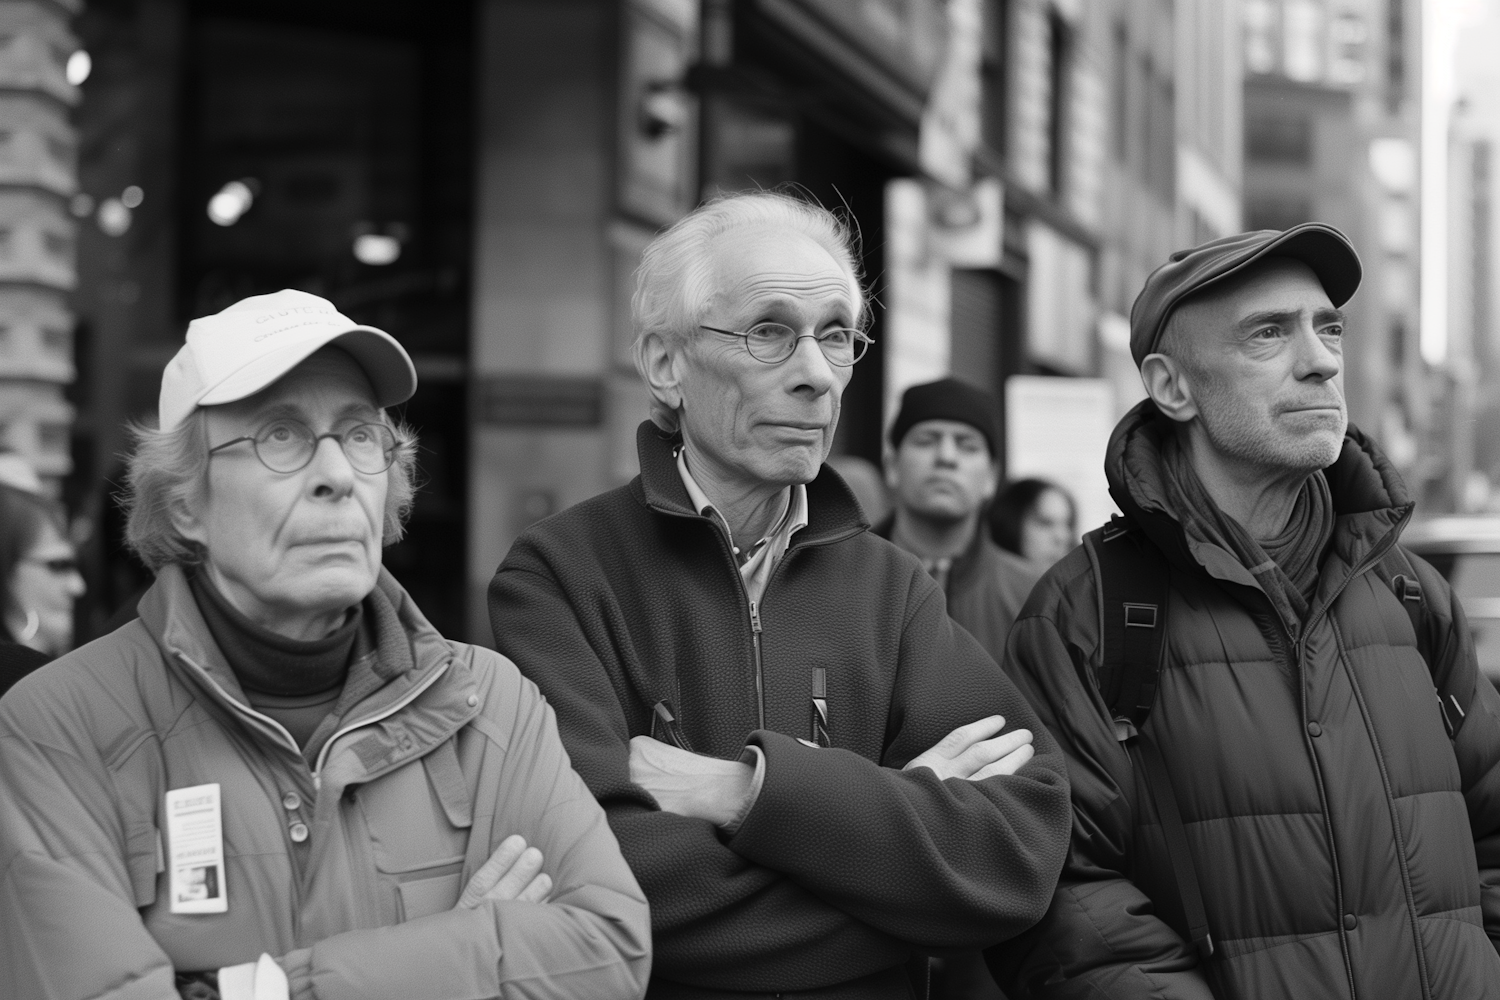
top-left (1195, 375), bottom-right (1347, 476)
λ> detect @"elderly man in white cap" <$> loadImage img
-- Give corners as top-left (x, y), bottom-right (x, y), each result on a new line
top-left (0, 290), bottom-right (650, 1000)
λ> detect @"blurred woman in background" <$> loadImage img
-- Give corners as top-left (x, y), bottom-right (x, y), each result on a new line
top-left (990, 478), bottom-right (1078, 569)
top-left (0, 481), bottom-right (85, 694)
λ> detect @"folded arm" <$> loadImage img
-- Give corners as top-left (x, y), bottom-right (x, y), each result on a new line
top-left (489, 562), bottom-right (912, 991)
top-left (724, 585), bottom-right (1070, 950)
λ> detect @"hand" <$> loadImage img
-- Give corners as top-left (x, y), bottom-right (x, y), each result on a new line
top-left (629, 735), bottom-right (755, 827)
top-left (459, 834), bottom-right (552, 908)
top-left (904, 715), bottom-right (1034, 781)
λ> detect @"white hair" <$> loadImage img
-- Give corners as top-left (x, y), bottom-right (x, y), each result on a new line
top-left (121, 408), bottom-right (419, 571)
top-left (630, 191), bottom-right (866, 433)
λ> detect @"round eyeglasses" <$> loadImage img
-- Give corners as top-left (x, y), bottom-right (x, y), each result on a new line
top-left (699, 323), bottom-right (873, 366)
top-left (208, 418), bottom-right (399, 475)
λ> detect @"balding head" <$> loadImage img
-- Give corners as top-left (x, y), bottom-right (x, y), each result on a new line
top-left (1141, 255), bottom-right (1348, 478)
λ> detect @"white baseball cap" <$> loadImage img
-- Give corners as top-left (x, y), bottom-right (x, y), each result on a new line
top-left (158, 289), bottom-right (418, 431)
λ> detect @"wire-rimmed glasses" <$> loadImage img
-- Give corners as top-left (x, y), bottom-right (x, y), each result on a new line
top-left (208, 418), bottom-right (399, 475)
top-left (699, 323), bottom-right (873, 366)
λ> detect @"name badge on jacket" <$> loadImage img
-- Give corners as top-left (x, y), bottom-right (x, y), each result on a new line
top-left (165, 783), bottom-right (228, 914)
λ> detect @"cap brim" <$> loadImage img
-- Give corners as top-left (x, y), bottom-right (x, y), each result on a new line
top-left (1189, 223), bottom-right (1362, 311)
top-left (196, 326), bottom-right (418, 411)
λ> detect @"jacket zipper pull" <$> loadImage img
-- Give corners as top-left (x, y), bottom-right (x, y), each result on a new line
top-left (652, 700), bottom-right (690, 750)
top-left (750, 601), bottom-right (766, 731)
top-left (810, 667), bottom-right (830, 747)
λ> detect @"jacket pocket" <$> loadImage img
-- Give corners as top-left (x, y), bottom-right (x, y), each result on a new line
top-left (397, 868), bottom-right (463, 921)
top-left (357, 756), bottom-right (470, 875)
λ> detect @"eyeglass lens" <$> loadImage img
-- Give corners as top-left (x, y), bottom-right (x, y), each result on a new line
top-left (253, 419), bottom-right (397, 474)
top-left (744, 324), bottom-right (869, 365)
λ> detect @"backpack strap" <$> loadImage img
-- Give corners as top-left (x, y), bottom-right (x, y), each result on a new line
top-left (1086, 515), bottom-right (1215, 961)
top-left (1375, 546), bottom-right (1470, 739)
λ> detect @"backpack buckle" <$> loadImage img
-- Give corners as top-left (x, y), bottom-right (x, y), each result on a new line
top-left (1124, 603), bottom-right (1158, 628)
top-left (1393, 574), bottom-right (1422, 604)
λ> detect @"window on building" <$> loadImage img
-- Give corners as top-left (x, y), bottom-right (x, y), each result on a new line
top-left (1283, 0), bottom-right (1324, 82)
top-left (1386, 0), bottom-right (1405, 113)
top-left (1244, 0), bottom-right (1279, 74)
top-left (1140, 57), bottom-right (1175, 203)
top-left (703, 99), bottom-right (796, 194)
top-left (1047, 9), bottom-right (1071, 196)
top-left (981, 0), bottom-right (1008, 157)
top-left (1246, 114), bottom-right (1312, 165)
top-left (1328, 11), bottom-right (1367, 85)
top-left (1111, 21), bottom-right (1127, 164)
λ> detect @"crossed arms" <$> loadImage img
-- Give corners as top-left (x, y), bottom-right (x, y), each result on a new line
top-left (490, 558), bottom-right (1072, 992)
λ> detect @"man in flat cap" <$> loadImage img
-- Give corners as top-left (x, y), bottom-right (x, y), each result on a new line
top-left (987, 224), bottom-right (1500, 998)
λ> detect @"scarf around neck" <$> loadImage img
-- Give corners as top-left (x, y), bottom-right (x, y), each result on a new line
top-left (1161, 435), bottom-right (1335, 631)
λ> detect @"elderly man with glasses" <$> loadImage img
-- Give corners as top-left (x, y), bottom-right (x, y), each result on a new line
top-left (0, 290), bottom-right (649, 1000)
top-left (489, 192), bottom-right (1070, 1000)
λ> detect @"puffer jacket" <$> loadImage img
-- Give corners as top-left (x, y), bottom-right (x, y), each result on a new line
top-left (0, 564), bottom-right (650, 1000)
top-left (989, 401), bottom-right (1500, 1000)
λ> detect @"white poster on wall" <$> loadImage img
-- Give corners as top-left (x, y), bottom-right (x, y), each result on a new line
top-left (1006, 375), bottom-right (1118, 536)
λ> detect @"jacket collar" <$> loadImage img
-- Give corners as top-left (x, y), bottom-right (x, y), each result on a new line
top-left (139, 564), bottom-right (475, 774)
top-left (634, 420), bottom-right (869, 548)
top-left (1106, 399), bottom-right (1415, 593)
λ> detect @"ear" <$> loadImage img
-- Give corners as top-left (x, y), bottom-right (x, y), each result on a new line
top-left (639, 331), bottom-right (686, 413)
top-left (169, 495), bottom-right (210, 549)
top-left (882, 442), bottom-right (899, 492)
top-left (1140, 353), bottom-right (1199, 424)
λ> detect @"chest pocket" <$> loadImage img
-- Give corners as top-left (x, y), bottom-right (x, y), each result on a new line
top-left (357, 739), bottom-right (473, 921)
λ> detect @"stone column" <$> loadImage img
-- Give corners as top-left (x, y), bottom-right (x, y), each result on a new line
top-left (0, 0), bottom-right (80, 496)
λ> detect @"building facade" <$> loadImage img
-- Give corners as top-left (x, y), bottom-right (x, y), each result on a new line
top-left (0, 0), bottom-right (81, 496)
top-left (62, 0), bottom-right (1252, 644)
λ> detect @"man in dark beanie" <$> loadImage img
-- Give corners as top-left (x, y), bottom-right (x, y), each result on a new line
top-left (878, 377), bottom-right (1043, 666)
top-left (988, 223), bottom-right (1500, 998)
top-left (878, 376), bottom-right (1044, 1000)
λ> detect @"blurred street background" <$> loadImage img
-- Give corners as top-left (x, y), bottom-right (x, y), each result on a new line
top-left (1, 0), bottom-right (1495, 647)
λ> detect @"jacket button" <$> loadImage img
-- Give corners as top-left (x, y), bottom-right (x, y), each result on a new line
top-left (1307, 721), bottom-right (1323, 737)
top-left (467, 694), bottom-right (479, 707)
top-left (281, 791), bottom-right (301, 811)
top-left (289, 822), bottom-right (309, 843)
top-left (1343, 913), bottom-right (1358, 930)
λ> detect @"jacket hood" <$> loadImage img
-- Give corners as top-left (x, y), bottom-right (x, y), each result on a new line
top-left (1105, 399), bottom-right (1416, 588)
top-left (633, 420), bottom-right (869, 547)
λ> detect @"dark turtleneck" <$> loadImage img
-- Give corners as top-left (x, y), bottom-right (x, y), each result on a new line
top-left (188, 569), bottom-right (362, 749)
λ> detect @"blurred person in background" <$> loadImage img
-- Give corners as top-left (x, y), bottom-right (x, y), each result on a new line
top-left (490, 192), bottom-right (1069, 1000)
top-left (876, 376), bottom-right (1046, 1000)
top-left (0, 474), bottom-right (85, 693)
top-left (0, 290), bottom-right (649, 1000)
top-left (990, 478), bottom-right (1077, 570)
top-left (879, 377), bottom-right (1043, 665)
